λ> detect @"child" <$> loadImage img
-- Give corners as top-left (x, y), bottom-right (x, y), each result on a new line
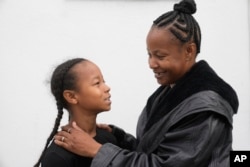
top-left (34, 58), bottom-right (117, 167)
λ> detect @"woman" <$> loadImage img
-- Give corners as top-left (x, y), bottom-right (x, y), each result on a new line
top-left (54, 0), bottom-right (238, 166)
top-left (34, 58), bottom-right (117, 167)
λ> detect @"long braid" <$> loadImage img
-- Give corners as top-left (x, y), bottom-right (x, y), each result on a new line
top-left (153, 0), bottom-right (201, 53)
top-left (34, 58), bottom-right (86, 167)
top-left (34, 102), bottom-right (63, 167)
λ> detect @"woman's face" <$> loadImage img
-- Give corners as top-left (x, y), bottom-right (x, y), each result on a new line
top-left (71, 61), bottom-right (111, 113)
top-left (146, 27), bottom-right (195, 85)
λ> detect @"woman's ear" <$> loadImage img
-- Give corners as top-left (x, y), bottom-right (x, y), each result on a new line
top-left (63, 90), bottom-right (78, 104)
top-left (185, 42), bottom-right (197, 61)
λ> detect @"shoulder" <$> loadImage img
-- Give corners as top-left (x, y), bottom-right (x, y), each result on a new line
top-left (170, 91), bottom-right (234, 127)
top-left (41, 141), bottom-right (74, 166)
top-left (42, 141), bottom-right (93, 167)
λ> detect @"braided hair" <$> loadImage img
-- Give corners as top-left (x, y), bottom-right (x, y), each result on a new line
top-left (153, 0), bottom-right (201, 54)
top-left (34, 58), bottom-right (86, 167)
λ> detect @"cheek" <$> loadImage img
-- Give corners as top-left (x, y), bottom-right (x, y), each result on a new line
top-left (159, 60), bottom-right (179, 72)
top-left (169, 55), bottom-right (186, 69)
top-left (163, 61), bottom-right (185, 80)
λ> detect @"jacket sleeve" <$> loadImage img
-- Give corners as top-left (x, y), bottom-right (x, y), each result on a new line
top-left (91, 113), bottom-right (230, 167)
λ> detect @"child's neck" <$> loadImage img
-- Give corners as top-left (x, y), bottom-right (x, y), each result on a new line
top-left (69, 113), bottom-right (97, 137)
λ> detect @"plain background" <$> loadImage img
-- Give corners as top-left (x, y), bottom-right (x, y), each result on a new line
top-left (0, 0), bottom-right (249, 166)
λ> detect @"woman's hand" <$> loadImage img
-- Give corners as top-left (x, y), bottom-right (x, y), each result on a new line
top-left (54, 121), bottom-right (102, 158)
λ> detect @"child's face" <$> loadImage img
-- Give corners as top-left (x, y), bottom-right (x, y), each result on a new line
top-left (72, 61), bottom-right (111, 114)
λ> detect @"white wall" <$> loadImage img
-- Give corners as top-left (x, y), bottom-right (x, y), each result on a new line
top-left (0, 0), bottom-right (249, 166)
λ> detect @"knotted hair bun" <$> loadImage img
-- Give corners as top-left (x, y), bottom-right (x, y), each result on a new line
top-left (174, 0), bottom-right (196, 15)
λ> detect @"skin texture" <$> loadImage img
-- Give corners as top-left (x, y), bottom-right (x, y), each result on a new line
top-left (54, 26), bottom-right (198, 158)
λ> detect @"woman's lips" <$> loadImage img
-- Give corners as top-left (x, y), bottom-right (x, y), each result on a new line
top-left (154, 72), bottom-right (165, 79)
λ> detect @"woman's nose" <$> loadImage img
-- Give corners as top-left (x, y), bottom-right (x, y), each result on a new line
top-left (148, 57), bottom-right (158, 69)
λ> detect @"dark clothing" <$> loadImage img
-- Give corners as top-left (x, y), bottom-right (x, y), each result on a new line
top-left (91, 60), bottom-right (239, 167)
top-left (41, 128), bottom-right (117, 167)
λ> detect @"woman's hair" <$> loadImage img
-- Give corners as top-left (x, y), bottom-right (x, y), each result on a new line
top-left (153, 0), bottom-right (201, 54)
top-left (34, 58), bottom-right (86, 167)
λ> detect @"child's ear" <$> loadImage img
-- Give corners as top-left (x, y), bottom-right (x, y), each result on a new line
top-left (63, 90), bottom-right (78, 104)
